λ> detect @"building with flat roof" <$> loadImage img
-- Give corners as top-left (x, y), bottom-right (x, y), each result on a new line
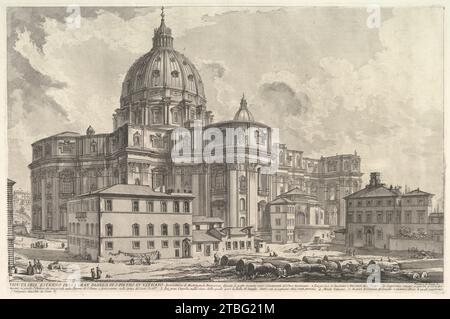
top-left (67, 184), bottom-right (194, 261)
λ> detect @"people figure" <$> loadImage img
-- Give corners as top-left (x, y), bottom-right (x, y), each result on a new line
top-left (90, 268), bottom-right (96, 280)
top-left (130, 257), bottom-right (135, 265)
top-left (96, 265), bottom-right (102, 279)
top-left (27, 261), bottom-right (34, 275)
top-left (157, 251), bottom-right (161, 260)
top-left (36, 260), bottom-right (43, 274)
top-left (214, 252), bottom-right (220, 265)
top-left (108, 257), bottom-right (114, 264)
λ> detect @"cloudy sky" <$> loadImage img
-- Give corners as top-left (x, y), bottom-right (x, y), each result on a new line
top-left (7, 6), bottom-right (444, 206)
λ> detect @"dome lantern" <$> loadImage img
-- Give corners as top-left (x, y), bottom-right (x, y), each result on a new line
top-left (152, 6), bottom-right (173, 49)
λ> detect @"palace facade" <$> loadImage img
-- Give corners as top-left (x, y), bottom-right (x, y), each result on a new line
top-left (29, 10), bottom-right (363, 240)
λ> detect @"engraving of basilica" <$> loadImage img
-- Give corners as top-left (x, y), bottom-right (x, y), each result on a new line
top-left (28, 10), bottom-right (362, 242)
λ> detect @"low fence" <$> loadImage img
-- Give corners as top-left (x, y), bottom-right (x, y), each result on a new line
top-left (389, 238), bottom-right (443, 253)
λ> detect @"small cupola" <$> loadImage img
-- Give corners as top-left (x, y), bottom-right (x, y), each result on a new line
top-left (233, 93), bottom-right (255, 122)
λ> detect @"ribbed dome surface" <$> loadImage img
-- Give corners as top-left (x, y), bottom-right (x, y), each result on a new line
top-left (121, 49), bottom-right (205, 99)
top-left (120, 9), bottom-right (205, 102)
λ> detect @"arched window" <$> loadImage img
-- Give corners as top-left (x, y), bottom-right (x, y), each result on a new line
top-left (76, 223), bottom-right (80, 235)
top-left (279, 151), bottom-right (284, 165)
top-left (147, 223), bottom-right (154, 236)
top-left (161, 201), bottom-right (167, 213)
top-left (183, 201), bottom-right (190, 213)
top-left (90, 140), bottom-right (97, 153)
top-left (161, 224), bottom-right (168, 236)
top-left (297, 213), bottom-right (306, 225)
top-left (183, 223), bottom-right (190, 236)
top-left (174, 223), bottom-right (180, 236)
top-left (105, 224), bottom-right (113, 236)
top-left (172, 109), bottom-right (180, 124)
top-left (90, 223), bottom-right (94, 236)
top-left (133, 132), bottom-right (140, 146)
top-left (214, 171), bottom-right (224, 188)
top-left (174, 201), bottom-right (180, 213)
top-left (240, 217), bottom-right (246, 227)
top-left (240, 198), bottom-right (246, 211)
top-left (239, 176), bottom-right (247, 191)
top-left (85, 224), bottom-right (89, 235)
top-left (152, 108), bottom-right (162, 124)
top-left (132, 223), bottom-right (140, 237)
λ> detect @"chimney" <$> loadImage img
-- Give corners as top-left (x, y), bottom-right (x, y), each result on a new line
top-left (369, 172), bottom-right (381, 187)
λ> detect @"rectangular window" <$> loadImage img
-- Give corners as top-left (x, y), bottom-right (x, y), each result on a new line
top-left (132, 241), bottom-right (140, 249)
top-left (357, 214), bottom-right (362, 223)
top-left (377, 212), bottom-right (383, 223)
top-left (146, 201), bottom-right (154, 212)
top-left (161, 201), bottom-right (167, 213)
top-left (377, 230), bottom-right (383, 240)
top-left (162, 240), bottom-right (169, 248)
top-left (213, 243), bottom-right (219, 251)
top-left (175, 249), bottom-right (180, 257)
top-left (348, 213), bottom-right (353, 223)
top-left (132, 200), bottom-right (139, 212)
top-left (105, 241), bottom-right (113, 250)
top-left (417, 212), bottom-right (425, 224)
top-left (275, 235), bottom-right (281, 241)
top-left (366, 213), bottom-right (372, 223)
top-left (105, 199), bottom-right (112, 212)
top-left (233, 241), bottom-right (238, 250)
top-left (405, 212), bottom-right (412, 223)
top-left (174, 240), bottom-right (180, 248)
top-left (196, 244), bottom-right (202, 252)
top-left (357, 230), bottom-right (363, 239)
top-left (275, 218), bottom-right (281, 226)
top-left (226, 242), bottom-right (231, 250)
top-left (239, 241), bottom-right (245, 249)
top-left (386, 212), bottom-right (393, 223)
top-left (246, 241), bottom-right (252, 249)
top-left (147, 241), bottom-right (155, 249)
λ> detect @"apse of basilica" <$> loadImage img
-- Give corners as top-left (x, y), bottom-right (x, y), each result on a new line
top-left (28, 10), bottom-right (363, 238)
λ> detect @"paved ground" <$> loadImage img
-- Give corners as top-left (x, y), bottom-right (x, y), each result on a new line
top-left (10, 236), bottom-right (442, 283)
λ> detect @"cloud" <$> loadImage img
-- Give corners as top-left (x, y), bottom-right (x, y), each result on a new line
top-left (7, 6), bottom-right (444, 208)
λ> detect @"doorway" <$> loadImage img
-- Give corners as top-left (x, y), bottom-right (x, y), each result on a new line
top-left (365, 229), bottom-right (373, 247)
top-left (182, 239), bottom-right (191, 258)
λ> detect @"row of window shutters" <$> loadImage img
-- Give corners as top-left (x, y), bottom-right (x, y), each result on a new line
top-left (68, 237), bottom-right (254, 251)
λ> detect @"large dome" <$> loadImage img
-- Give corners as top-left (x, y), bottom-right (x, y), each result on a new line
top-left (120, 9), bottom-right (205, 105)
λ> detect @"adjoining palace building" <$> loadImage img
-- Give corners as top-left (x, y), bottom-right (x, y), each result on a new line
top-left (345, 172), bottom-right (443, 253)
top-left (29, 10), bottom-right (363, 244)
